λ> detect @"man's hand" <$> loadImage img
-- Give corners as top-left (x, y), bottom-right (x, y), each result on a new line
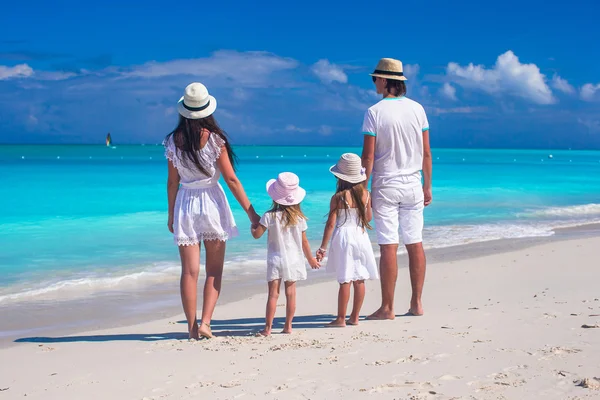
top-left (423, 186), bottom-right (432, 206)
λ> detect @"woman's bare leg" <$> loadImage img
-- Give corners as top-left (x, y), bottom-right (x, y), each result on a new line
top-left (178, 244), bottom-right (201, 339)
top-left (199, 240), bottom-right (226, 338)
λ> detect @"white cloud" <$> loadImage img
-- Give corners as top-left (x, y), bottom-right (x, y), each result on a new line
top-left (578, 118), bottom-right (600, 132)
top-left (440, 83), bottom-right (457, 101)
top-left (311, 59), bottom-right (348, 84)
top-left (430, 106), bottom-right (487, 115)
top-left (122, 50), bottom-right (298, 87)
top-left (581, 83), bottom-right (600, 101)
top-left (403, 64), bottom-right (420, 80)
top-left (551, 74), bottom-right (575, 94)
top-left (446, 51), bottom-right (555, 105)
top-left (318, 125), bottom-right (333, 136)
top-left (0, 64), bottom-right (34, 80)
top-left (285, 124), bottom-right (310, 133)
top-left (35, 71), bottom-right (78, 81)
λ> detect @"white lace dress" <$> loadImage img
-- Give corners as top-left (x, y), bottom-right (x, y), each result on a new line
top-left (326, 201), bottom-right (379, 284)
top-left (164, 133), bottom-right (238, 246)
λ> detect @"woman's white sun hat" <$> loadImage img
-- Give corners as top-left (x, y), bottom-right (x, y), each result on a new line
top-left (370, 58), bottom-right (408, 81)
top-left (177, 82), bottom-right (217, 119)
top-left (329, 153), bottom-right (366, 184)
top-left (266, 172), bottom-right (306, 206)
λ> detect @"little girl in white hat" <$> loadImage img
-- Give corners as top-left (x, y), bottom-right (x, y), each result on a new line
top-left (317, 153), bottom-right (379, 327)
top-left (251, 172), bottom-right (320, 336)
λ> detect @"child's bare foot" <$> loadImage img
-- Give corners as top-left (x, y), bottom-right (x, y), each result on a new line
top-left (325, 318), bottom-right (346, 327)
top-left (189, 322), bottom-right (200, 340)
top-left (256, 328), bottom-right (271, 337)
top-left (198, 321), bottom-right (213, 339)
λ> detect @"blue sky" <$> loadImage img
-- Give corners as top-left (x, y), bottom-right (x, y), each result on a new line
top-left (1, 0), bottom-right (599, 148)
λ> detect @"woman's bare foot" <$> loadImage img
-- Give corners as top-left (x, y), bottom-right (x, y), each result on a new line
top-left (366, 307), bottom-right (395, 320)
top-left (325, 318), bottom-right (346, 327)
top-left (198, 321), bottom-right (213, 339)
top-left (188, 322), bottom-right (200, 340)
top-left (346, 318), bottom-right (359, 326)
top-left (281, 324), bottom-right (293, 334)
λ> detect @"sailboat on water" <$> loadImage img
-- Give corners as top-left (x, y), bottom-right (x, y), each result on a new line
top-left (106, 132), bottom-right (112, 147)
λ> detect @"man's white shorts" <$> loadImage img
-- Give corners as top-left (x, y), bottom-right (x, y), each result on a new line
top-left (372, 182), bottom-right (424, 245)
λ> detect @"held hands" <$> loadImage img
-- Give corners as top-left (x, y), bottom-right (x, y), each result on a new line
top-left (247, 205), bottom-right (261, 229)
top-left (423, 185), bottom-right (432, 207)
top-left (308, 257), bottom-right (321, 270)
top-left (316, 248), bottom-right (326, 262)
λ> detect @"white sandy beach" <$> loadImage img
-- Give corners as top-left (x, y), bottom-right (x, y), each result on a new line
top-left (1, 236), bottom-right (599, 399)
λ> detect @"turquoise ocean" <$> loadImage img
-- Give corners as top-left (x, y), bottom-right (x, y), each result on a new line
top-left (1, 145), bottom-right (600, 305)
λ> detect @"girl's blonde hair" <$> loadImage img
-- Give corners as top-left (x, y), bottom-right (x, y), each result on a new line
top-left (329, 179), bottom-right (372, 230)
top-left (267, 202), bottom-right (307, 227)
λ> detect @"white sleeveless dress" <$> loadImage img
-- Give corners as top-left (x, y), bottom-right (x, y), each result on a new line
top-left (164, 133), bottom-right (238, 246)
top-left (326, 198), bottom-right (379, 284)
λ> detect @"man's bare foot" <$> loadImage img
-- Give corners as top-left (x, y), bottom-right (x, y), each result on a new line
top-left (281, 326), bottom-right (292, 334)
top-left (325, 318), bottom-right (346, 327)
top-left (366, 308), bottom-right (395, 320)
top-left (408, 301), bottom-right (424, 316)
top-left (198, 321), bottom-right (213, 339)
top-left (189, 322), bottom-right (199, 340)
top-left (256, 328), bottom-right (271, 337)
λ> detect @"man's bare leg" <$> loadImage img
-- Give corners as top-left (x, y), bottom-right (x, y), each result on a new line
top-left (367, 244), bottom-right (398, 320)
top-left (406, 242), bottom-right (426, 315)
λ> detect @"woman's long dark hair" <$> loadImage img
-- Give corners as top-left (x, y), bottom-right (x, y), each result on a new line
top-left (165, 114), bottom-right (237, 175)
top-left (328, 179), bottom-right (372, 231)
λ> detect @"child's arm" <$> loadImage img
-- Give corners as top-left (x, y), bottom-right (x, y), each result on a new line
top-left (251, 224), bottom-right (266, 239)
top-left (251, 213), bottom-right (267, 239)
top-left (365, 191), bottom-right (372, 222)
top-left (316, 195), bottom-right (338, 261)
top-left (301, 231), bottom-right (320, 269)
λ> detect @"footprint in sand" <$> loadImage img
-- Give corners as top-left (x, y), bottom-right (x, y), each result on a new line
top-left (395, 355), bottom-right (421, 363)
top-left (541, 346), bottom-right (581, 358)
top-left (367, 360), bottom-right (391, 366)
top-left (575, 377), bottom-right (600, 390)
top-left (220, 381), bottom-right (242, 388)
top-left (266, 384), bottom-right (289, 394)
top-left (369, 381), bottom-right (434, 394)
top-left (438, 375), bottom-right (462, 381)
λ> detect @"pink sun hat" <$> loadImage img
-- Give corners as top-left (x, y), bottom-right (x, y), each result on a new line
top-left (266, 172), bottom-right (306, 206)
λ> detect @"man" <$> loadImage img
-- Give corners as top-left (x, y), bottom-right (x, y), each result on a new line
top-left (361, 58), bottom-right (432, 319)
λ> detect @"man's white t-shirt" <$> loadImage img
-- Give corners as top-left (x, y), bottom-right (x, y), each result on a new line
top-left (362, 97), bottom-right (429, 188)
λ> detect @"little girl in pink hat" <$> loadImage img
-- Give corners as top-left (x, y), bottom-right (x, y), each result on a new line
top-left (251, 172), bottom-right (320, 336)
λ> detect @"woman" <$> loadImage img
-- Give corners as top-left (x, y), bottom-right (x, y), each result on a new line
top-left (164, 82), bottom-right (259, 340)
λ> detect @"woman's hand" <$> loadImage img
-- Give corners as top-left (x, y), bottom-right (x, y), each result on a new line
top-left (308, 257), bottom-right (321, 270)
top-left (247, 206), bottom-right (260, 228)
top-left (168, 214), bottom-right (174, 233)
